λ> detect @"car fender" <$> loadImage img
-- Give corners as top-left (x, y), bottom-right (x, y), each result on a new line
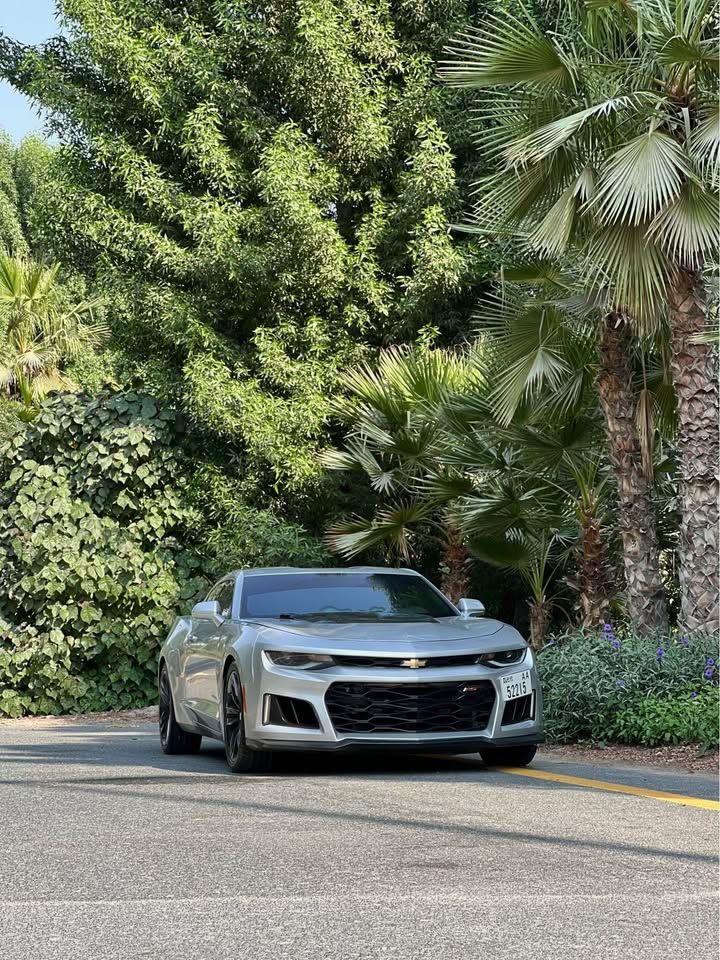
top-left (159, 616), bottom-right (192, 710)
top-left (215, 625), bottom-right (260, 722)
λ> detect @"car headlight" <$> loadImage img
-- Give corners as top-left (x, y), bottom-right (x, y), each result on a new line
top-left (477, 648), bottom-right (526, 668)
top-left (266, 651), bottom-right (335, 669)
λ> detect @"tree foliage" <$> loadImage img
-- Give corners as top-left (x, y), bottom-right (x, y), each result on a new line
top-left (321, 340), bottom-right (614, 643)
top-left (0, 391), bottom-right (206, 716)
top-left (0, 0), bottom-right (490, 493)
top-left (439, 0), bottom-right (719, 632)
top-left (0, 134), bottom-right (54, 256)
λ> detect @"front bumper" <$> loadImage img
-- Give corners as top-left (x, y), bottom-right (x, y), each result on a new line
top-left (245, 650), bottom-right (544, 753)
top-left (245, 732), bottom-right (543, 754)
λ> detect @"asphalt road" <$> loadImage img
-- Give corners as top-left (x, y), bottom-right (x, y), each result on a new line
top-left (0, 721), bottom-right (717, 960)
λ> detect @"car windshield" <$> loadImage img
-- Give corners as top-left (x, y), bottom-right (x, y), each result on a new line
top-left (240, 572), bottom-right (456, 622)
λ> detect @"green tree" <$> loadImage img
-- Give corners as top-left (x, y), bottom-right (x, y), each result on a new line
top-left (472, 269), bottom-right (669, 632)
top-left (0, 134), bottom-right (55, 255)
top-left (0, 0), bottom-right (489, 499)
top-left (438, 0), bottom-right (719, 632)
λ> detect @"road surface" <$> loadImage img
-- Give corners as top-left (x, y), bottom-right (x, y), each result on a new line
top-left (0, 720), bottom-right (717, 960)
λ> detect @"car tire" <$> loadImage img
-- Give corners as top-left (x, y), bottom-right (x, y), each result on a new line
top-left (159, 663), bottom-right (202, 755)
top-left (479, 744), bottom-right (537, 767)
top-left (222, 663), bottom-right (273, 773)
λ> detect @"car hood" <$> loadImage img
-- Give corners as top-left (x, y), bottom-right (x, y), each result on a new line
top-left (250, 616), bottom-right (525, 657)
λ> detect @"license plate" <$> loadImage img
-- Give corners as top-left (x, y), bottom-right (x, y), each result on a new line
top-left (501, 670), bottom-right (532, 702)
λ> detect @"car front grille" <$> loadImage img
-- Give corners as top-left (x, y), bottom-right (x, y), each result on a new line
top-left (325, 680), bottom-right (496, 734)
top-left (501, 694), bottom-right (534, 726)
top-left (332, 654), bottom-right (482, 669)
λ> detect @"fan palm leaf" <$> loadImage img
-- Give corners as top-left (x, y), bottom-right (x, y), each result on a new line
top-left (0, 251), bottom-right (107, 414)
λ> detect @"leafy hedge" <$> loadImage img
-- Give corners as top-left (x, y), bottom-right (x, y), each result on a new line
top-left (537, 627), bottom-right (719, 746)
top-left (0, 391), bottom-right (206, 717)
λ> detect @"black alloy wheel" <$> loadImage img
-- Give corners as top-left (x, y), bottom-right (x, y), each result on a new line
top-left (159, 662), bottom-right (202, 755)
top-left (222, 663), bottom-right (272, 773)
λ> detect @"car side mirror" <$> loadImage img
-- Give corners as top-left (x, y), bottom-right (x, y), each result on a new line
top-left (192, 600), bottom-right (224, 626)
top-left (458, 598), bottom-right (486, 618)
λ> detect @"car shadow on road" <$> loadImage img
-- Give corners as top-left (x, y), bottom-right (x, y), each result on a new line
top-left (0, 727), bottom-right (502, 782)
top-left (1, 723), bottom-right (716, 791)
top-left (1, 724), bottom-right (717, 866)
top-left (2, 752), bottom-right (715, 868)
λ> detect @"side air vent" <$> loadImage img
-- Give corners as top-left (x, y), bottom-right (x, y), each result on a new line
top-left (501, 694), bottom-right (534, 726)
top-left (264, 695), bottom-right (320, 729)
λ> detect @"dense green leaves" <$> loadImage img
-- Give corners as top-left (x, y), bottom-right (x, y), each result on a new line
top-left (0, 0), bottom-right (489, 492)
top-left (0, 0), bottom-right (716, 728)
top-left (0, 391), bottom-right (206, 716)
top-left (439, 0), bottom-right (720, 323)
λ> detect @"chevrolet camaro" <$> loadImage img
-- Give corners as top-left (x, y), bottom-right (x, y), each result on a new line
top-left (158, 567), bottom-right (543, 772)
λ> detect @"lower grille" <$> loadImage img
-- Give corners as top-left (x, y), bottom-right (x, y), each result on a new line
top-left (501, 694), bottom-right (533, 726)
top-left (325, 681), bottom-right (496, 734)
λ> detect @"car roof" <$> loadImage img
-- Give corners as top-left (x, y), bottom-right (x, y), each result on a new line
top-left (231, 566), bottom-right (419, 578)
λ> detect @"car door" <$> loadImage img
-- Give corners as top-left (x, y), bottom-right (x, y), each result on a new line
top-left (182, 578), bottom-right (236, 733)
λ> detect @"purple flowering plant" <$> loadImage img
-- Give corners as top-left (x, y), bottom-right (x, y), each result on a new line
top-left (536, 627), bottom-right (719, 743)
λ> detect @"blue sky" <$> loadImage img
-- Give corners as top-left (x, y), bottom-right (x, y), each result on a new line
top-left (1, 0), bottom-right (59, 141)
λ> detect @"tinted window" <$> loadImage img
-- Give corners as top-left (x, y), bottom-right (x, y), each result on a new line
top-left (240, 573), bottom-right (455, 621)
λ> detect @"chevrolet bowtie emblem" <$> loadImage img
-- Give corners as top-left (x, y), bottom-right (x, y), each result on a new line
top-left (401, 658), bottom-right (427, 669)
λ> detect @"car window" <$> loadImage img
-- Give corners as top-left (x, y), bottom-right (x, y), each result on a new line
top-left (240, 572), bottom-right (455, 621)
top-left (206, 579), bottom-right (235, 618)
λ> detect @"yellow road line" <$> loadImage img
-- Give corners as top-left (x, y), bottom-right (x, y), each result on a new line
top-left (492, 766), bottom-right (720, 810)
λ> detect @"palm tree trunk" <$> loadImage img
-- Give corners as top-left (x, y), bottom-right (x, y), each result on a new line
top-left (596, 314), bottom-right (667, 633)
top-left (667, 268), bottom-right (719, 633)
top-left (575, 502), bottom-right (613, 629)
top-left (440, 527), bottom-right (470, 604)
top-left (528, 598), bottom-right (549, 650)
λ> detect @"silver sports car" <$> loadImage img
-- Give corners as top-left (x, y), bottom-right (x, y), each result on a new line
top-left (158, 567), bottom-right (543, 772)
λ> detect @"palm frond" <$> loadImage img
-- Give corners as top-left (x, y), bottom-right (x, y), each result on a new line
top-left (469, 533), bottom-right (535, 571)
top-left (417, 470), bottom-right (477, 503)
top-left (318, 448), bottom-right (364, 473)
top-left (324, 502), bottom-right (433, 561)
top-left (591, 128), bottom-right (691, 226)
top-left (689, 104), bottom-right (720, 179)
top-left (438, 17), bottom-right (572, 89)
top-left (647, 179), bottom-right (719, 266)
top-left (586, 224), bottom-right (670, 327)
top-left (527, 182), bottom-right (582, 258)
top-left (505, 94), bottom-right (661, 167)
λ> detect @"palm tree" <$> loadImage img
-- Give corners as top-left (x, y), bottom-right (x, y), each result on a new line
top-left (320, 346), bottom-right (476, 601)
top-left (322, 343), bottom-right (612, 645)
top-left (438, 0), bottom-right (719, 632)
top-left (0, 252), bottom-right (106, 417)
top-left (474, 269), bottom-right (668, 632)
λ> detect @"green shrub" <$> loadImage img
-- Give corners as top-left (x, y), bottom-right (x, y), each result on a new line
top-left (538, 628), bottom-right (719, 745)
top-left (0, 391), bottom-right (206, 717)
top-left (603, 689), bottom-right (719, 747)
